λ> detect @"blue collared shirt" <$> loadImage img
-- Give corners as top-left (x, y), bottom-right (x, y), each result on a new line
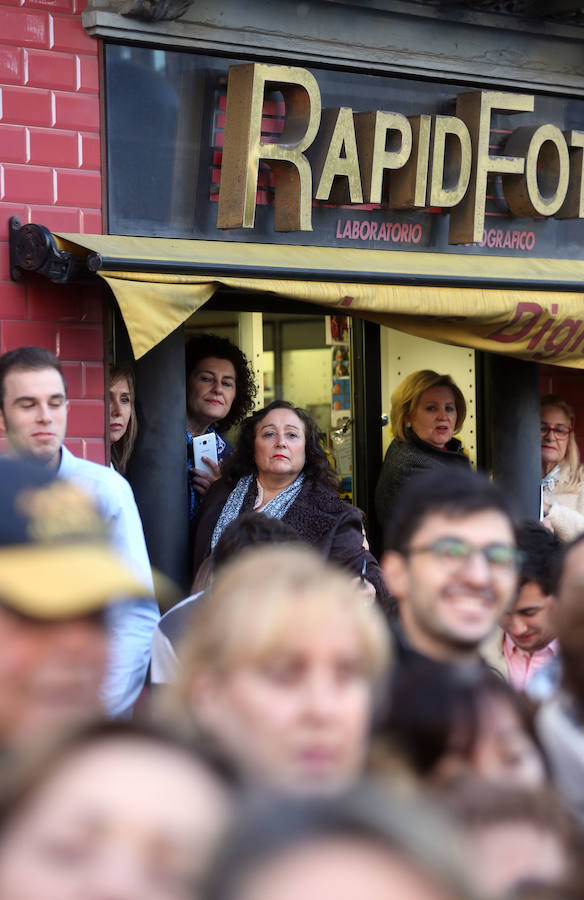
top-left (58, 445), bottom-right (159, 716)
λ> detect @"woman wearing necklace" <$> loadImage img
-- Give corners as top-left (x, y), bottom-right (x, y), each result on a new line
top-left (191, 400), bottom-right (391, 616)
top-left (541, 394), bottom-right (584, 540)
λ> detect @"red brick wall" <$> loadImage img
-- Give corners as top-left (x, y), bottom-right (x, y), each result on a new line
top-left (0, 0), bottom-right (105, 463)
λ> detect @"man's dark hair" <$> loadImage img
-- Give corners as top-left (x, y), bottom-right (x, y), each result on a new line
top-left (515, 520), bottom-right (562, 596)
top-left (212, 512), bottom-right (302, 572)
top-left (0, 347), bottom-right (66, 410)
top-left (383, 469), bottom-right (515, 553)
top-left (185, 333), bottom-right (257, 432)
top-left (191, 512), bottom-right (303, 594)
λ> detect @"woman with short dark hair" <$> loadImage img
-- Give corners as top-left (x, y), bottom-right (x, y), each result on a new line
top-left (375, 663), bottom-right (545, 789)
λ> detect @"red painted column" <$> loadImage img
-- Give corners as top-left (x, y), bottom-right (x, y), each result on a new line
top-left (0, 0), bottom-right (105, 462)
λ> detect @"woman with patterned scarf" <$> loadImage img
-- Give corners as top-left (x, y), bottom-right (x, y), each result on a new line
top-left (191, 400), bottom-right (392, 618)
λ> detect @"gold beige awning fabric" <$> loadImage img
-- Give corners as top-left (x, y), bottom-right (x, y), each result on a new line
top-left (55, 233), bottom-right (584, 367)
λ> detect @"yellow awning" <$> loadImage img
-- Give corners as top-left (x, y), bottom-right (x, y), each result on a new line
top-left (55, 233), bottom-right (584, 367)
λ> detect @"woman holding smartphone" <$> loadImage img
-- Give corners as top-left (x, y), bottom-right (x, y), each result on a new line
top-left (185, 334), bottom-right (256, 524)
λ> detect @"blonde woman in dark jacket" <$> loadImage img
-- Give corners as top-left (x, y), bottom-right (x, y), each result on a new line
top-left (375, 370), bottom-right (469, 532)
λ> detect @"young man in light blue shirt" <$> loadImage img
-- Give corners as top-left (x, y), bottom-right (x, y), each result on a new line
top-left (0, 345), bottom-right (159, 716)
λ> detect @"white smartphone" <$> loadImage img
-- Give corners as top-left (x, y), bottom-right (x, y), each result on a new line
top-left (192, 433), bottom-right (218, 474)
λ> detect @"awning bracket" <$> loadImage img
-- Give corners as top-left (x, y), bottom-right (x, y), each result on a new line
top-left (9, 217), bottom-right (90, 284)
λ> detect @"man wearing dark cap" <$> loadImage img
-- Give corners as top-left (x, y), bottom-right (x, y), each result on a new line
top-left (0, 458), bottom-right (150, 749)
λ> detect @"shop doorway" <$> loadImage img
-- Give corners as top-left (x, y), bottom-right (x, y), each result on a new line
top-left (185, 306), bottom-right (359, 504)
top-left (111, 295), bottom-right (481, 575)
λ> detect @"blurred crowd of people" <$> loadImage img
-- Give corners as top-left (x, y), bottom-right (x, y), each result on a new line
top-left (1, 341), bottom-right (584, 899)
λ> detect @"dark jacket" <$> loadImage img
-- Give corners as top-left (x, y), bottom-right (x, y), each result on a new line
top-left (192, 476), bottom-right (394, 619)
top-left (374, 430), bottom-right (469, 533)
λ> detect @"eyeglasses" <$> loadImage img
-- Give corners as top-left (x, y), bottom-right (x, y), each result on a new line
top-left (541, 423), bottom-right (572, 438)
top-left (405, 537), bottom-right (523, 571)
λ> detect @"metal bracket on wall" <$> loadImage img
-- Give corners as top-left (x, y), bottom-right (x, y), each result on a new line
top-left (8, 217), bottom-right (88, 285)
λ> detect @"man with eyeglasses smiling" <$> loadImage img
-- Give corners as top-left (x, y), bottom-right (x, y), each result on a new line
top-left (381, 469), bottom-right (520, 670)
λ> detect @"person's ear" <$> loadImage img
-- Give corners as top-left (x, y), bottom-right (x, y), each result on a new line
top-left (381, 550), bottom-right (409, 601)
top-left (0, 406), bottom-right (6, 434)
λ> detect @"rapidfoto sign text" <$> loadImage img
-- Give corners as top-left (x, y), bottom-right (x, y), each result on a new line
top-left (217, 64), bottom-right (584, 245)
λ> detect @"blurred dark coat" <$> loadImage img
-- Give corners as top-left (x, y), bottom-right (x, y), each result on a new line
top-left (192, 476), bottom-right (394, 619)
top-left (374, 430), bottom-right (469, 535)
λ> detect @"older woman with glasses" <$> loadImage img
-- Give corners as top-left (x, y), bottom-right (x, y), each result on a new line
top-left (541, 394), bottom-right (584, 541)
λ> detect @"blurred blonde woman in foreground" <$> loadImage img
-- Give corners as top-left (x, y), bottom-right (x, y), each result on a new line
top-left (164, 544), bottom-right (391, 795)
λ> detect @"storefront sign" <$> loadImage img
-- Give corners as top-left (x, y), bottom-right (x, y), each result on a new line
top-left (105, 45), bottom-right (584, 259)
top-left (217, 63), bottom-right (584, 245)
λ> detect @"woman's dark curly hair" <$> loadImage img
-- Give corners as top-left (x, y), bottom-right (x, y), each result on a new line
top-left (223, 400), bottom-right (340, 491)
top-left (185, 334), bottom-right (257, 432)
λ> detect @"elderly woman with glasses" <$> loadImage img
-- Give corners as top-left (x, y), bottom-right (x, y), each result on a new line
top-left (541, 394), bottom-right (584, 541)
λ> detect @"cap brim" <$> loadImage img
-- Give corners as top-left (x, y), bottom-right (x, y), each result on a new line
top-left (0, 542), bottom-right (152, 619)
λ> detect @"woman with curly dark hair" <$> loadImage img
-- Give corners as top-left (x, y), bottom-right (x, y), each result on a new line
top-left (185, 334), bottom-right (257, 523)
top-left (191, 400), bottom-right (391, 614)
